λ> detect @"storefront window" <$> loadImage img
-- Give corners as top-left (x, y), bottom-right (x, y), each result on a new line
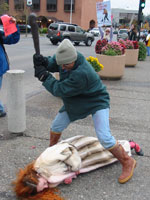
top-left (14, 0), bottom-right (24, 10)
top-left (64, 0), bottom-right (75, 12)
top-left (32, 0), bottom-right (40, 11)
top-left (47, 0), bottom-right (57, 11)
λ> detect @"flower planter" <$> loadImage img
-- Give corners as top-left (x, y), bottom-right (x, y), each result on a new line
top-left (125, 49), bottom-right (139, 67)
top-left (96, 54), bottom-right (125, 79)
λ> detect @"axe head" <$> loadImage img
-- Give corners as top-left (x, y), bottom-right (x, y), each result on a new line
top-left (28, 13), bottom-right (37, 26)
top-left (28, 13), bottom-right (40, 55)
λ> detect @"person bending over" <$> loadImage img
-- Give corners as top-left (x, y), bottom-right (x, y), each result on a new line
top-left (32, 39), bottom-right (136, 184)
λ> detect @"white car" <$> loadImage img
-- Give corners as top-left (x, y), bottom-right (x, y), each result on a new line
top-left (89, 28), bottom-right (100, 37)
top-left (137, 29), bottom-right (148, 41)
top-left (117, 29), bottom-right (128, 41)
top-left (0, 25), bottom-right (4, 32)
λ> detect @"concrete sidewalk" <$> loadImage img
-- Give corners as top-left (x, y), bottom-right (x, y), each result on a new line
top-left (0, 57), bottom-right (150, 200)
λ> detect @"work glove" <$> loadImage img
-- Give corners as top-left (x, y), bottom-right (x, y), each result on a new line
top-left (34, 65), bottom-right (49, 82)
top-left (33, 54), bottom-right (48, 67)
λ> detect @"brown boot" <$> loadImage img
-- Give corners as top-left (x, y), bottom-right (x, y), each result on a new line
top-left (109, 143), bottom-right (136, 184)
top-left (49, 130), bottom-right (61, 146)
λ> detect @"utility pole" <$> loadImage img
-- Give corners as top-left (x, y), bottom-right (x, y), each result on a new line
top-left (70, 0), bottom-right (73, 24)
top-left (25, 0), bottom-right (32, 37)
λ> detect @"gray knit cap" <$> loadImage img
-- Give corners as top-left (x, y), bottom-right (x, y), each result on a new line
top-left (56, 39), bottom-right (77, 65)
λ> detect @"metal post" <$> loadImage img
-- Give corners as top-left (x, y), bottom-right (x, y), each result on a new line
top-left (25, 1), bottom-right (28, 37)
top-left (137, 0), bottom-right (142, 41)
top-left (6, 70), bottom-right (26, 133)
top-left (70, 0), bottom-right (73, 24)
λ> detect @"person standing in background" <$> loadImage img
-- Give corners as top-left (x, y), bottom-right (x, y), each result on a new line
top-left (98, 26), bottom-right (113, 42)
top-left (0, 16), bottom-right (20, 117)
top-left (129, 24), bottom-right (137, 41)
top-left (145, 30), bottom-right (150, 56)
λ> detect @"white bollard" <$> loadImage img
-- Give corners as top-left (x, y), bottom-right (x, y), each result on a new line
top-left (6, 70), bottom-right (26, 133)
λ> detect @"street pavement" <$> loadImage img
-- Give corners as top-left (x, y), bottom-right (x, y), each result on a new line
top-left (0, 44), bottom-right (150, 199)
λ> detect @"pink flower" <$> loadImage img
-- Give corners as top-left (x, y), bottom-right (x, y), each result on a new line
top-left (101, 41), bottom-right (125, 55)
top-left (95, 39), bottom-right (108, 54)
top-left (119, 39), bottom-right (139, 49)
top-left (125, 40), bottom-right (134, 49)
top-left (132, 41), bottom-right (139, 49)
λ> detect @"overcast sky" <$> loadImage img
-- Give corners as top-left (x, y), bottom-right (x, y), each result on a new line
top-left (110, 0), bottom-right (150, 15)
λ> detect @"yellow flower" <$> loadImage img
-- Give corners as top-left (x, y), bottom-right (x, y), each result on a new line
top-left (86, 56), bottom-right (104, 72)
top-left (100, 64), bottom-right (104, 69)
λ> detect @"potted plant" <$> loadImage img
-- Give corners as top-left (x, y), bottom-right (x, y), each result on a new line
top-left (95, 41), bottom-right (125, 79)
top-left (119, 39), bottom-right (139, 67)
top-left (86, 56), bottom-right (104, 74)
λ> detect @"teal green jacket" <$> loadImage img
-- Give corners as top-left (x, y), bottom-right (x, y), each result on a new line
top-left (43, 52), bottom-right (110, 122)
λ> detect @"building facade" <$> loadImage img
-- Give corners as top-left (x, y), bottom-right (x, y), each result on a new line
top-left (4, 0), bottom-right (102, 30)
top-left (112, 8), bottom-right (138, 27)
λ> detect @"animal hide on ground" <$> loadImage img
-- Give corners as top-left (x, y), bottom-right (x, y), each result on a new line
top-left (34, 135), bottom-right (131, 187)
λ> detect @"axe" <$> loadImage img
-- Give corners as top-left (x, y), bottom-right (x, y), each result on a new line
top-left (28, 13), bottom-right (40, 55)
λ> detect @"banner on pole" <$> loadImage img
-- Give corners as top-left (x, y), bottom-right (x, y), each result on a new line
top-left (96, 1), bottom-right (112, 27)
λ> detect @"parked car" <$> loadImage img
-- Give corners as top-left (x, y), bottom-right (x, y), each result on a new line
top-left (113, 30), bottom-right (118, 34)
top-left (18, 24), bottom-right (31, 33)
top-left (0, 25), bottom-right (4, 31)
top-left (117, 29), bottom-right (128, 41)
top-left (89, 28), bottom-right (100, 36)
top-left (47, 22), bottom-right (94, 46)
top-left (137, 29), bottom-right (148, 41)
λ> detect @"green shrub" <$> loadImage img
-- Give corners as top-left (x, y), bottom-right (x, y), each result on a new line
top-left (39, 27), bottom-right (48, 34)
top-left (138, 41), bottom-right (147, 61)
top-left (102, 49), bottom-right (119, 56)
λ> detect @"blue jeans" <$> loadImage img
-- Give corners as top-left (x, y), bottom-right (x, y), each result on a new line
top-left (51, 108), bottom-right (116, 149)
top-left (147, 46), bottom-right (150, 56)
top-left (0, 76), bottom-right (4, 112)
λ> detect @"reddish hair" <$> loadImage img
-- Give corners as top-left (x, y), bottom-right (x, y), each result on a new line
top-left (12, 161), bottom-right (64, 200)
